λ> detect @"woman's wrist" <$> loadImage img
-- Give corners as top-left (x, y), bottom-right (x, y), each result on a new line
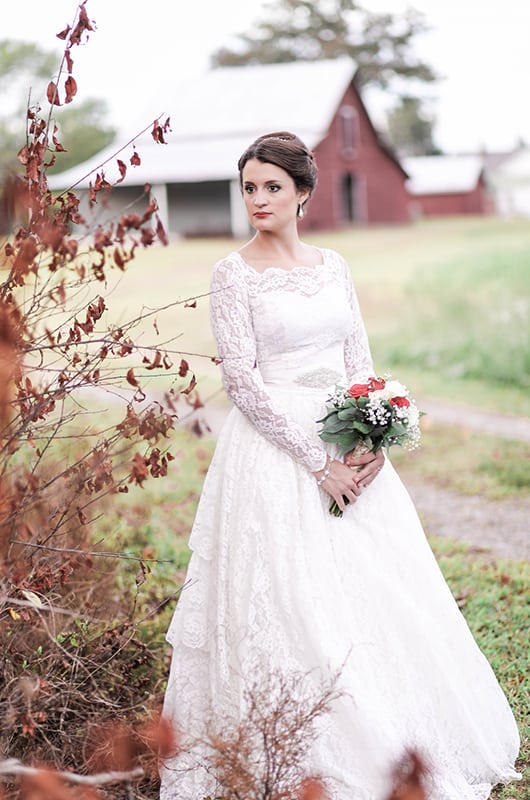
top-left (315, 455), bottom-right (332, 486)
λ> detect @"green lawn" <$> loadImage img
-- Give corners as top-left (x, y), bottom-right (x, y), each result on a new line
top-left (105, 216), bottom-right (530, 416)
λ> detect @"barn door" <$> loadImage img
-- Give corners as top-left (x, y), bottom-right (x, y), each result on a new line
top-left (341, 172), bottom-right (357, 221)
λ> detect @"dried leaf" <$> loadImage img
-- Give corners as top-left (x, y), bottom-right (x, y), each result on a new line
top-left (130, 149), bottom-right (141, 166)
top-left (65, 48), bottom-right (74, 73)
top-left (46, 81), bottom-right (61, 106)
top-left (126, 368), bottom-right (139, 388)
top-left (156, 215), bottom-right (169, 245)
top-left (116, 159), bottom-right (127, 183)
top-left (56, 24), bottom-right (71, 40)
top-left (181, 374), bottom-right (197, 395)
top-left (64, 74), bottom-right (77, 104)
top-left (22, 590), bottom-right (44, 608)
top-left (178, 359), bottom-right (189, 377)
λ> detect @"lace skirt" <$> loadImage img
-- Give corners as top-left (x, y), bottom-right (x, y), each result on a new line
top-left (160, 386), bottom-right (521, 800)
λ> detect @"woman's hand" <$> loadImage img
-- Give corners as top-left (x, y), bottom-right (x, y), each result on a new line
top-left (344, 448), bottom-right (385, 488)
top-left (313, 458), bottom-right (363, 513)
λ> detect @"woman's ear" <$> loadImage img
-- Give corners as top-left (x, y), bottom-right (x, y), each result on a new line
top-left (298, 190), bottom-right (310, 207)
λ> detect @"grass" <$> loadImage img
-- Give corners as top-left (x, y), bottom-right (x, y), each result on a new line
top-left (106, 216), bottom-right (530, 417)
top-left (429, 537), bottom-right (529, 798)
top-left (392, 421), bottom-right (530, 499)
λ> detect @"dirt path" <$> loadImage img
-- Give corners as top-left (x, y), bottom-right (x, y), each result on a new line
top-left (420, 399), bottom-right (530, 443)
top-left (403, 478), bottom-right (529, 561)
top-left (189, 400), bottom-right (529, 562)
top-left (403, 400), bottom-right (529, 561)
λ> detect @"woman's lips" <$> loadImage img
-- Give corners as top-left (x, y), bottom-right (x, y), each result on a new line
top-left (254, 212), bottom-right (271, 218)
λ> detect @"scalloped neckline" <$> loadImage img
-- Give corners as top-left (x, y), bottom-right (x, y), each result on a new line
top-left (232, 249), bottom-right (326, 275)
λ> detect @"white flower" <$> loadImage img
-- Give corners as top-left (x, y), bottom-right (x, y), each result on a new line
top-left (369, 380), bottom-right (408, 403)
top-left (405, 404), bottom-right (420, 427)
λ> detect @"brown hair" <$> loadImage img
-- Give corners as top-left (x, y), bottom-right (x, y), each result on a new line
top-left (238, 132), bottom-right (318, 198)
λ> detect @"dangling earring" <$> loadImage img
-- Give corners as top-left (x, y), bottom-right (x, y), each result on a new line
top-left (297, 203), bottom-right (304, 219)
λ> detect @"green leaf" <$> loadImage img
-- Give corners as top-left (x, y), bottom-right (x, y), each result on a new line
top-left (337, 408), bottom-right (361, 421)
top-left (351, 420), bottom-right (373, 434)
top-left (336, 433), bottom-right (358, 447)
top-left (321, 418), bottom-right (350, 434)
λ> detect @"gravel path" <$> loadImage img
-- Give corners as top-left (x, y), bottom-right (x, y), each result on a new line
top-left (189, 400), bottom-right (529, 562)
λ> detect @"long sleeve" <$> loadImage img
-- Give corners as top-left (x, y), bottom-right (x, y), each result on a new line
top-left (339, 256), bottom-right (374, 382)
top-left (210, 258), bottom-right (328, 472)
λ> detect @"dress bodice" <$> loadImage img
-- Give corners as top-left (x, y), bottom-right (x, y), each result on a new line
top-left (209, 249), bottom-right (373, 472)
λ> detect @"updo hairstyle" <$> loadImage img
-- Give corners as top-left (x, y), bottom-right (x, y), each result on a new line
top-left (238, 132), bottom-right (318, 208)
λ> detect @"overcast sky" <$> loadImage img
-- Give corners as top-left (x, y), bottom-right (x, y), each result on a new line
top-left (3, 0), bottom-right (529, 153)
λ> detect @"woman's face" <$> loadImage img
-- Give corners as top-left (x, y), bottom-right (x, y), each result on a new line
top-left (241, 158), bottom-right (308, 231)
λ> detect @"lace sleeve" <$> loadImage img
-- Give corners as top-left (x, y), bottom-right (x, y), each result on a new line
top-left (210, 257), bottom-right (328, 473)
top-left (339, 255), bottom-right (375, 382)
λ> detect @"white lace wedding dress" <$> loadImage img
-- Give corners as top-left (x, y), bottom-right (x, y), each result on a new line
top-left (160, 248), bottom-right (520, 800)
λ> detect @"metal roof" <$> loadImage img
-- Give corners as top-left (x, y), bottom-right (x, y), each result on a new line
top-left (403, 155), bottom-right (484, 195)
top-left (49, 58), bottom-right (357, 190)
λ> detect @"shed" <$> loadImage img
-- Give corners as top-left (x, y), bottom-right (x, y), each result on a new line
top-left (486, 147), bottom-right (530, 218)
top-left (49, 58), bottom-right (410, 235)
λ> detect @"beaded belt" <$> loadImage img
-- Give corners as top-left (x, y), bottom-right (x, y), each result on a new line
top-left (293, 368), bottom-right (343, 389)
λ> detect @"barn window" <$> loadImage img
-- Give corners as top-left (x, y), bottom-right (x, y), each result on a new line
top-left (339, 106), bottom-right (359, 157)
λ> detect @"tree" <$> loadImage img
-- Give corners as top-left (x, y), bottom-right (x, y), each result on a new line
top-left (211, 0), bottom-right (436, 89)
top-left (0, 6), bottom-right (192, 794)
top-left (0, 39), bottom-right (115, 172)
top-left (386, 95), bottom-right (441, 157)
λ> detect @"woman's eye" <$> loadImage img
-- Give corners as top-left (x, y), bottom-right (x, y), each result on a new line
top-left (268, 185), bottom-right (280, 193)
top-left (244, 185), bottom-right (255, 194)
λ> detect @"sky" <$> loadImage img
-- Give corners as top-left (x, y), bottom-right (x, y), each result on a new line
top-left (2, 0), bottom-right (530, 154)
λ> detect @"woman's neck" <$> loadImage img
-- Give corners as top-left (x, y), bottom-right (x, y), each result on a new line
top-left (245, 230), bottom-right (305, 261)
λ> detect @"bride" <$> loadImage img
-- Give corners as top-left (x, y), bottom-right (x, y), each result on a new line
top-left (159, 132), bottom-right (520, 799)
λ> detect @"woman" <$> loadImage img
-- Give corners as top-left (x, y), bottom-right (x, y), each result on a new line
top-left (160, 132), bottom-right (520, 799)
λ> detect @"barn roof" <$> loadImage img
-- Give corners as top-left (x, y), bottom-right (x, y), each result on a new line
top-left (49, 58), bottom-right (357, 190)
top-left (403, 155), bottom-right (484, 195)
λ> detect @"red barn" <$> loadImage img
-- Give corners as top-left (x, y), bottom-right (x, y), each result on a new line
top-left (403, 155), bottom-right (494, 218)
top-left (50, 58), bottom-right (410, 235)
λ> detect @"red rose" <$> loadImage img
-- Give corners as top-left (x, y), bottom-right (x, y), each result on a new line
top-left (368, 376), bottom-right (386, 391)
top-left (347, 383), bottom-right (370, 398)
top-left (390, 396), bottom-right (410, 408)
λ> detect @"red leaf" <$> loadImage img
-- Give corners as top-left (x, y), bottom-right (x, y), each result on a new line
top-left (126, 368), bottom-right (139, 388)
top-left (116, 159), bottom-right (127, 183)
top-left (56, 25), bottom-right (71, 40)
top-left (178, 359), bottom-right (189, 377)
top-left (130, 150), bottom-right (141, 166)
top-left (144, 350), bottom-right (162, 370)
top-left (113, 247), bottom-right (125, 269)
top-left (151, 119), bottom-right (167, 144)
top-left (46, 81), bottom-right (61, 106)
top-left (184, 299), bottom-right (197, 309)
top-left (17, 145), bottom-right (30, 165)
top-left (64, 75), bottom-right (77, 104)
top-left (181, 374), bottom-right (197, 395)
top-left (65, 48), bottom-right (74, 73)
top-left (69, 3), bottom-right (95, 46)
top-left (156, 215), bottom-right (169, 245)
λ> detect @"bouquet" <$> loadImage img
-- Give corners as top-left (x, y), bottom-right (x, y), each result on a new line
top-left (317, 376), bottom-right (422, 516)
